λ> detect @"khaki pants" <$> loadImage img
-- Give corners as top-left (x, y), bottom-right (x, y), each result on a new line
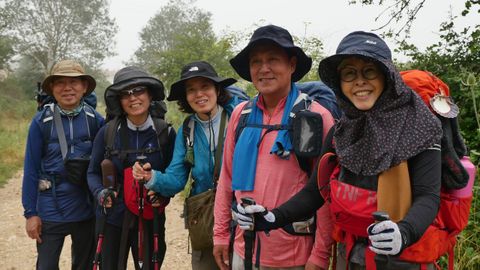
top-left (232, 252), bottom-right (305, 270)
top-left (192, 247), bottom-right (219, 270)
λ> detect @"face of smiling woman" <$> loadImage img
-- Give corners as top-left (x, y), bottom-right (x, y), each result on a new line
top-left (119, 86), bottom-right (152, 125)
top-left (185, 77), bottom-right (219, 121)
top-left (339, 57), bottom-right (385, 111)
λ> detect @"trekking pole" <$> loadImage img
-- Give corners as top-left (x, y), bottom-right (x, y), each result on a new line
top-left (93, 159), bottom-right (117, 270)
top-left (136, 155), bottom-right (148, 270)
top-left (148, 193), bottom-right (162, 270)
top-left (371, 211), bottom-right (392, 269)
top-left (241, 197), bottom-right (256, 270)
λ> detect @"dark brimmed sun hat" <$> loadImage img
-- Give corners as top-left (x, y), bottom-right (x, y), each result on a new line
top-left (318, 31), bottom-right (392, 91)
top-left (230, 24), bottom-right (312, 82)
top-left (167, 61), bottom-right (237, 101)
top-left (42, 59), bottom-right (96, 96)
top-left (104, 66), bottom-right (165, 116)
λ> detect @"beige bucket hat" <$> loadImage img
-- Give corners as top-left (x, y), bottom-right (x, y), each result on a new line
top-left (41, 60), bottom-right (96, 96)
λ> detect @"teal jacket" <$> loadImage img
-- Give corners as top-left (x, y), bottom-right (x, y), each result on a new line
top-left (146, 97), bottom-right (240, 197)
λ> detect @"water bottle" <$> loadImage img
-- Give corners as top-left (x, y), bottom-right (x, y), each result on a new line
top-left (449, 156), bottom-right (477, 198)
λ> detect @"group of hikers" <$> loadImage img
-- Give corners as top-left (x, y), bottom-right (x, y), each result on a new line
top-left (21, 24), bottom-right (475, 270)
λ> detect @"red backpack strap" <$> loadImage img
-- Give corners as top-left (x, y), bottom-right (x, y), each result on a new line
top-left (317, 152), bottom-right (338, 200)
top-left (316, 126), bottom-right (337, 200)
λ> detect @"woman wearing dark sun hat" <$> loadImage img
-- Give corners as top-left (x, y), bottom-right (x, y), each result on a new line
top-left (233, 31), bottom-right (442, 270)
top-left (133, 61), bottom-right (241, 269)
top-left (88, 66), bottom-right (176, 270)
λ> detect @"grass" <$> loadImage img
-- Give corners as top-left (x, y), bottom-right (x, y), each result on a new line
top-left (0, 93), bottom-right (36, 187)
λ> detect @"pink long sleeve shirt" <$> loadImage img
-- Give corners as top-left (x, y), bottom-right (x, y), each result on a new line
top-left (214, 94), bottom-right (335, 268)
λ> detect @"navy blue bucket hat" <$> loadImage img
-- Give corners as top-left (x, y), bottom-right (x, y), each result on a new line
top-left (230, 24), bottom-right (312, 82)
top-left (318, 31), bottom-right (393, 91)
top-left (167, 61), bottom-right (237, 101)
top-left (105, 66), bottom-right (164, 116)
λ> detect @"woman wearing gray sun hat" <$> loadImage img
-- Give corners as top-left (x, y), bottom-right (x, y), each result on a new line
top-left (133, 60), bottom-right (242, 270)
top-left (22, 59), bottom-right (105, 270)
top-left (88, 66), bottom-right (176, 270)
top-left (234, 31), bottom-right (442, 270)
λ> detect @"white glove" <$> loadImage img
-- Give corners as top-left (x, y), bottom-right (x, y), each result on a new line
top-left (367, 220), bottom-right (403, 255)
top-left (232, 203), bottom-right (276, 231)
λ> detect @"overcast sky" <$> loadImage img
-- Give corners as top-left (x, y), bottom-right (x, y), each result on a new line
top-left (104, 0), bottom-right (476, 71)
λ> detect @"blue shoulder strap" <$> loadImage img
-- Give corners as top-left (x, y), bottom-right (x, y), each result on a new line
top-left (233, 94), bottom-right (320, 174)
top-left (41, 103), bottom-right (99, 145)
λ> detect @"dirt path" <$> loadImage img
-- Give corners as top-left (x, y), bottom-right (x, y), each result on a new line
top-left (0, 171), bottom-right (191, 270)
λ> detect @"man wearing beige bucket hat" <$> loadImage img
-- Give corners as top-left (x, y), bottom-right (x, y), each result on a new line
top-left (22, 59), bottom-right (104, 269)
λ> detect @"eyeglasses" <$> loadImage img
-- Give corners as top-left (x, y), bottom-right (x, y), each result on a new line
top-left (339, 66), bottom-right (381, 82)
top-left (119, 86), bottom-right (148, 99)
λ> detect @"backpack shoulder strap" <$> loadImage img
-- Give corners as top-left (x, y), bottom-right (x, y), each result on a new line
top-left (40, 104), bottom-right (55, 144)
top-left (290, 92), bottom-right (312, 116)
top-left (152, 117), bottom-right (169, 149)
top-left (152, 117), bottom-right (172, 170)
top-left (53, 105), bottom-right (68, 161)
top-left (104, 117), bottom-right (120, 159)
top-left (234, 100), bottom-right (254, 143)
top-left (83, 103), bottom-right (100, 140)
top-left (316, 126), bottom-right (337, 201)
top-left (182, 115), bottom-right (195, 148)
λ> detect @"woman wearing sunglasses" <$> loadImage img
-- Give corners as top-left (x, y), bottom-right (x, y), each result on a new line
top-left (88, 66), bottom-right (176, 270)
top-left (133, 61), bottom-right (241, 270)
top-left (233, 31), bottom-right (443, 270)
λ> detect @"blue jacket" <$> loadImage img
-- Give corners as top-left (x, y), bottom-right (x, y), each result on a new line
top-left (87, 116), bottom-right (176, 227)
top-left (147, 97), bottom-right (240, 197)
top-left (22, 103), bottom-right (104, 222)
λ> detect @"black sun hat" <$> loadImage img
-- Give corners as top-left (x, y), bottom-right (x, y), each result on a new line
top-left (167, 61), bottom-right (237, 101)
top-left (230, 24), bottom-right (312, 82)
top-left (104, 66), bottom-right (165, 116)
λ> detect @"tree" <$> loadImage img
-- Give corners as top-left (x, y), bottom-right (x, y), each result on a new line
top-left (0, 36), bottom-right (14, 69)
top-left (347, 0), bottom-right (479, 39)
top-left (0, 0), bottom-right (118, 75)
top-left (134, 0), bottom-right (236, 87)
top-left (133, 0), bottom-right (237, 126)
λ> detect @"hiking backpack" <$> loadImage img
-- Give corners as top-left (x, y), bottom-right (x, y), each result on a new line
top-left (181, 84), bottom-right (249, 162)
top-left (400, 70), bottom-right (476, 269)
top-left (316, 70), bottom-right (477, 270)
top-left (234, 81), bottom-right (340, 174)
top-left (40, 102), bottom-right (100, 148)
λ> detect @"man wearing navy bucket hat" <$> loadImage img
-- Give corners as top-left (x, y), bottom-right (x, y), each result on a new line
top-left (213, 25), bottom-right (335, 270)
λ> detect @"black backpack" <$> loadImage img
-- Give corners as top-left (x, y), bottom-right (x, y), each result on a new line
top-left (103, 116), bottom-right (171, 165)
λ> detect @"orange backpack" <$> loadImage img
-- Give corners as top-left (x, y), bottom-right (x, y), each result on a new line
top-left (399, 70), bottom-right (476, 269)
